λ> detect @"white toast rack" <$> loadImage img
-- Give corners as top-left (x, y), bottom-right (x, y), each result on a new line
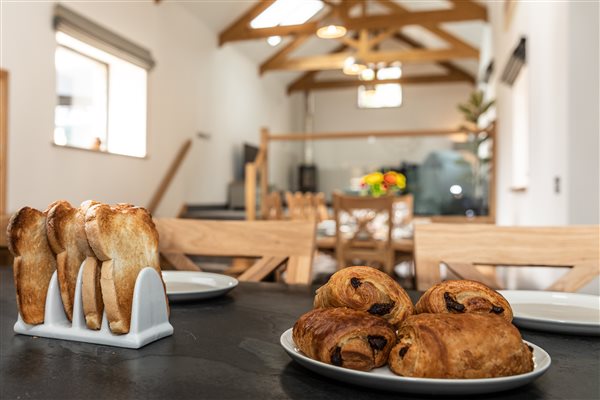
top-left (14, 264), bottom-right (173, 349)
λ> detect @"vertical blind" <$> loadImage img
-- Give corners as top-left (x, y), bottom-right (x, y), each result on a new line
top-left (53, 4), bottom-right (155, 70)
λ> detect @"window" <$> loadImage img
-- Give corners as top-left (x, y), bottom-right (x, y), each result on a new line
top-left (55, 44), bottom-right (108, 151)
top-left (53, 5), bottom-right (154, 158)
top-left (357, 66), bottom-right (403, 109)
top-left (358, 84), bottom-right (403, 109)
top-left (250, 0), bottom-right (324, 47)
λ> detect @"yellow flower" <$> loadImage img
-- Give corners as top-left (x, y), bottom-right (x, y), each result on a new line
top-left (396, 172), bottom-right (406, 189)
top-left (364, 172), bottom-right (384, 185)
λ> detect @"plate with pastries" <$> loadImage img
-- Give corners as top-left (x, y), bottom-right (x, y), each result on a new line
top-left (280, 266), bottom-right (551, 395)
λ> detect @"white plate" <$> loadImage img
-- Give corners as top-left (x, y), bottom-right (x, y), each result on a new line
top-left (162, 271), bottom-right (238, 301)
top-left (499, 290), bottom-right (600, 336)
top-left (280, 328), bottom-right (550, 395)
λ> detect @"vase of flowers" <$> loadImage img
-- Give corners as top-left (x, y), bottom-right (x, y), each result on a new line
top-left (360, 171), bottom-right (406, 197)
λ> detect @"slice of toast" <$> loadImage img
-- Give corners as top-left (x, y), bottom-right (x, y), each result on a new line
top-left (7, 206), bottom-right (58, 324)
top-left (79, 200), bottom-right (104, 329)
top-left (46, 200), bottom-right (102, 326)
top-left (84, 203), bottom-right (166, 334)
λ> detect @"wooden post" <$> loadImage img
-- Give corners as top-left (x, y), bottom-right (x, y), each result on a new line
top-left (0, 70), bottom-right (8, 217)
top-left (259, 127), bottom-right (269, 219)
top-left (147, 139), bottom-right (192, 215)
top-left (245, 162), bottom-right (257, 221)
top-left (489, 123), bottom-right (497, 223)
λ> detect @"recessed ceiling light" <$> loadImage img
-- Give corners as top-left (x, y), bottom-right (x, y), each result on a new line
top-left (267, 36), bottom-right (282, 46)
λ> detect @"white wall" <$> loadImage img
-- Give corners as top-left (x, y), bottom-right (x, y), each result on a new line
top-left (486, 1), bottom-right (599, 226)
top-left (567, 2), bottom-right (600, 225)
top-left (1, 1), bottom-right (295, 216)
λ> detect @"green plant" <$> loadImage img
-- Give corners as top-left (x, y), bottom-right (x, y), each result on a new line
top-left (458, 90), bottom-right (495, 125)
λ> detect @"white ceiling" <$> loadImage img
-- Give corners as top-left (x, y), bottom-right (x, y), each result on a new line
top-left (176, 0), bottom-right (487, 86)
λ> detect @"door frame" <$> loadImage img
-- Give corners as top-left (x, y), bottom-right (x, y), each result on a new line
top-left (0, 69), bottom-right (7, 216)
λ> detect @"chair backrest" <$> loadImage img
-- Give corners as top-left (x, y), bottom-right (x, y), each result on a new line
top-left (0, 214), bottom-right (8, 247)
top-left (393, 194), bottom-right (414, 226)
top-left (285, 191), bottom-right (329, 222)
top-left (414, 223), bottom-right (600, 292)
top-left (155, 218), bottom-right (317, 285)
top-left (333, 193), bottom-right (395, 272)
top-left (333, 193), bottom-right (394, 244)
top-left (262, 191), bottom-right (283, 220)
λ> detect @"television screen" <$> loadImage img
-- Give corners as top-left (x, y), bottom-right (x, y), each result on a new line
top-left (243, 143), bottom-right (259, 178)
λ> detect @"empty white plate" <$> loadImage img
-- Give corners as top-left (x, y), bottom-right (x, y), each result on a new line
top-left (280, 328), bottom-right (551, 395)
top-left (162, 271), bottom-right (238, 301)
top-left (499, 290), bottom-right (600, 335)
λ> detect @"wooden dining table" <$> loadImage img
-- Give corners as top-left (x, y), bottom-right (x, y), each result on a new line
top-left (0, 266), bottom-right (598, 400)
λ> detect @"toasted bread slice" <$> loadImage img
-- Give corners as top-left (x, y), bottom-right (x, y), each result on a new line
top-left (46, 200), bottom-right (102, 325)
top-left (84, 203), bottom-right (165, 334)
top-left (79, 200), bottom-right (104, 329)
top-left (7, 206), bottom-right (58, 324)
top-left (81, 256), bottom-right (103, 329)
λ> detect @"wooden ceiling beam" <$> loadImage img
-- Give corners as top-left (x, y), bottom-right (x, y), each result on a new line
top-left (421, 24), bottom-right (479, 57)
top-left (288, 72), bottom-right (471, 93)
top-left (266, 47), bottom-right (476, 72)
top-left (286, 43), bottom-right (349, 94)
top-left (394, 32), bottom-right (476, 84)
top-left (221, 7), bottom-right (487, 44)
top-left (287, 71), bottom-right (319, 95)
top-left (375, 0), bottom-right (479, 57)
top-left (218, 0), bottom-right (275, 46)
top-left (448, 0), bottom-right (488, 21)
top-left (259, 35), bottom-right (311, 75)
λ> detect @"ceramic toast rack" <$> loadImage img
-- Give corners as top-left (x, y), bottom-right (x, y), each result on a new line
top-left (14, 264), bottom-right (173, 349)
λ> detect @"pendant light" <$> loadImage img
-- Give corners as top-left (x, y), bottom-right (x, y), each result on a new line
top-left (316, 12), bottom-right (347, 39)
top-left (343, 56), bottom-right (367, 76)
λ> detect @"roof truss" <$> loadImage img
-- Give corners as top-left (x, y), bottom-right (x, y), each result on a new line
top-left (219, 0), bottom-right (486, 92)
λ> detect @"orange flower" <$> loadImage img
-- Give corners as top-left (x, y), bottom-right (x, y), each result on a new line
top-left (383, 172), bottom-right (397, 185)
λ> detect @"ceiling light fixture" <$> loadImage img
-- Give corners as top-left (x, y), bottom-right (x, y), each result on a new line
top-left (343, 56), bottom-right (367, 76)
top-left (316, 24), bottom-right (347, 39)
top-left (359, 67), bottom-right (375, 81)
top-left (316, 10), bottom-right (346, 39)
top-left (267, 35), bottom-right (282, 46)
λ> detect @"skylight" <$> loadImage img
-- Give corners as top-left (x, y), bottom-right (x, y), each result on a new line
top-left (250, 0), bottom-right (324, 29)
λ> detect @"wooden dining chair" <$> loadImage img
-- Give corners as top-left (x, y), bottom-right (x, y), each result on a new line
top-left (393, 194), bottom-right (414, 226)
top-left (285, 191), bottom-right (330, 222)
top-left (0, 213), bottom-right (9, 248)
top-left (333, 193), bottom-right (394, 274)
top-left (155, 218), bottom-right (317, 285)
top-left (262, 191), bottom-right (283, 220)
top-left (414, 223), bottom-right (600, 291)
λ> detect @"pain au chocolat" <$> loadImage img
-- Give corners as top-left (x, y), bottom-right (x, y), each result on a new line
top-left (293, 307), bottom-right (396, 371)
top-left (388, 313), bottom-right (534, 379)
top-left (415, 279), bottom-right (513, 322)
top-left (314, 266), bottom-right (415, 328)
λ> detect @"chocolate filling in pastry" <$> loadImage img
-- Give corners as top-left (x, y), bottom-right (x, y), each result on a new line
top-left (350, 277), bottom-right (362, 288)
top-left (444, 292), bottom-right (465, 313)
top-left (331, 347), bottom-right (343, 366)
top-left (398, 346), bottom-right (410, 359)
top-left (367, 335), bottom-right (388, 351)
top-left (368, 302), bottom-right (395, 316)
top-left (490, 305), bottom-right (504, 314)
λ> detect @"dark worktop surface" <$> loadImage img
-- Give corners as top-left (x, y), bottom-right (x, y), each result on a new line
top-left (1, 267), bottom-right (598, 399)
